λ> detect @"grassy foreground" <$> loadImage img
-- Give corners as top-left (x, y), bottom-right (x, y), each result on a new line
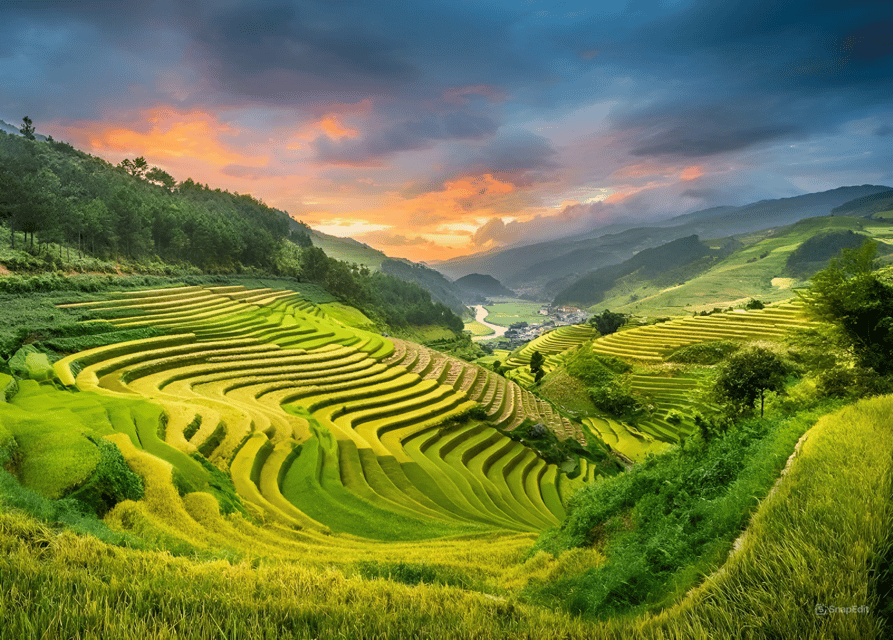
top-left (1, 395), bottom-right (891, 639)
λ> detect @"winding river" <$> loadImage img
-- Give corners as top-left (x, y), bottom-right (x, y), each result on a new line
top-left (471, 304), bottom-right (508, 341)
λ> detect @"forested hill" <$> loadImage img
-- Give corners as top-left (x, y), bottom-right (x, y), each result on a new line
top-left (0, 130), bottom-right (288, 270)
top-left (0, 130), bottom-right (463, 334)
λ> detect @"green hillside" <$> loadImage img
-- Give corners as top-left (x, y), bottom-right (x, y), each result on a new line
top-left (552, 235), bottom-right (735, 308)
top-left (455, 273), bottom-right (516, 300)
top-left (594, 216), bottom-right (893, 316)
top-left (831, 188), bottom-right (893, 218)
top-left (308, 226), bottom-right (388, 269)
top-left (2, 276), bottom-right (890, 636)
top-left (0, 131), bottom-right (470, 328)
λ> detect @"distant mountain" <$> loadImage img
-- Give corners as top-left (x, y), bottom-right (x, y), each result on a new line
top-left (553, 235), bottom-right (731, 307)
top-left (831, 189), bottom-right (893, 218)
top-left (587, 215), bottom-right (893, 317)
top-left (453, 273), bottom-right (515, 301)
top-left (662, 186), bottom-right (893, 235)
top-left (435, 185), bottom-right (892, 298)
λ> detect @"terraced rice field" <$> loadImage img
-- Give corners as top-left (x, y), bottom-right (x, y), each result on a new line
top-left (590, 304), bottom-right (809, 363)
top-left (50, 285), bottom-right (592, 549)
top-left (501, 303), bottom-right (811, 461)
top-left (504, 325), bottom-right (600, 386)
top-left (627, 371), bottom-right (716, 444)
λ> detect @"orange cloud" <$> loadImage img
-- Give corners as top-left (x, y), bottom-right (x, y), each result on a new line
top-left (680, 165), bottom-right (704, 180)
top-left (605, 191), bottom-right (630, 203)
top-left (402, 173), bottom-right (516, 217)
top-left (612, 162), bottom-right (663, 180)
top-left (66, 107), bottom-right (267, 168)
top-left (316, 114), bottom-right (358, 138)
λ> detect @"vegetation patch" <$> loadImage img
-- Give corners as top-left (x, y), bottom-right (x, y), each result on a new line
top-left (503, 419), bottom-right (614, 476)
top-left (1, 392), bottom-right (101, 499)
top-left (65, 437), bottom-right (144, 517)
top-left (355, 560), bottom-right (480, 590)
top-left (785, 229), bottom-right (869, 279)
top-left (537, 369), bottom-right (597, 415)
top-left (528, 402), bottom-right (839, 619)
top-left (667, 340), bottom-right (741, 365)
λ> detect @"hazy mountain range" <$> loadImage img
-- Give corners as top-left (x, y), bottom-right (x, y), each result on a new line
top-left (432, 185), bottom-right (892, 298)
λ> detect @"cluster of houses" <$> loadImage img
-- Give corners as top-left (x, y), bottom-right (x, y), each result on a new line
top-left (493, 305), bottom-right (589, 349)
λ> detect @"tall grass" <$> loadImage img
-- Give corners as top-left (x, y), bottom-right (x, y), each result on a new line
top-left (624, 394), bottom-right (893, 638)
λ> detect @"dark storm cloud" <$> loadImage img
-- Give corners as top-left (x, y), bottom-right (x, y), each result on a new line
top-left (0, 2), bottom-right (181, 120)
top-left (841, 19), bottom-right (893, 61)
top-left (312, 112), bottom-right (498, 165)
top-left (558, 0), bottom-right (893, 160)
top-left (631, 120), bottom-right (801, 158)
top-left (179, 1), bottom-right (416, 102)
top-left (175, 0), bottom-right (555, 107)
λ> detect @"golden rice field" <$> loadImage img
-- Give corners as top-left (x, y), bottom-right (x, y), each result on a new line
top-left (7, 285), bottom-right (602, 557)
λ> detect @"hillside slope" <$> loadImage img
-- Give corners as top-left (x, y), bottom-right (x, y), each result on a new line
top-left (455, 273), bottom-right (515, 301)
top-left (552, 235), bottom-right (733, 307)
top-left (591, 216), bottom-right (893, 316)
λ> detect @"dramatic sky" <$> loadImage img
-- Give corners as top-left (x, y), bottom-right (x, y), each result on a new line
top-left (3, 1), bottom-right (892, 262)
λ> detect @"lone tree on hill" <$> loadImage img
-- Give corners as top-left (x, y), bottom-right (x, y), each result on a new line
top-left (145, 166), bottom-right (176, 191)
top-left (713, 346), bottom-right (791, 417)
top-left (19, 116), bottom-right (35, 140)
top-left (589, 309), bottom-right (625, 335)
top-left (530, 350), bottom-right (545, 374)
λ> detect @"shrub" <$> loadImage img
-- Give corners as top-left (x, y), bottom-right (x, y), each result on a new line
top-left (66, 438), bottom-right (145, 517)
top-left (565, 345), bottom-right (629, 384)
top-left (589, 380), bottom-right (645, 419)
top-left (588, 309), bottom-right (625, 335)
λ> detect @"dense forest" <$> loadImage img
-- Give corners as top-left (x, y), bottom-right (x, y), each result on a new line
top-left (0, 128), bottom-right (463, 333)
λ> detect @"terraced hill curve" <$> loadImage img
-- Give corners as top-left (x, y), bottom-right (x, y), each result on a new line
top-left (54, 285), bottom-right (595, 541)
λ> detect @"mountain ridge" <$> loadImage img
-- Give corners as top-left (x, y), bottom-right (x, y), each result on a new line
top-left (434, 185), bottom-right (892, 297)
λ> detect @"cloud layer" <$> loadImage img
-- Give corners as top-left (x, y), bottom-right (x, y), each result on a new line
top-left (2, 0), bottom-right (891, 262)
